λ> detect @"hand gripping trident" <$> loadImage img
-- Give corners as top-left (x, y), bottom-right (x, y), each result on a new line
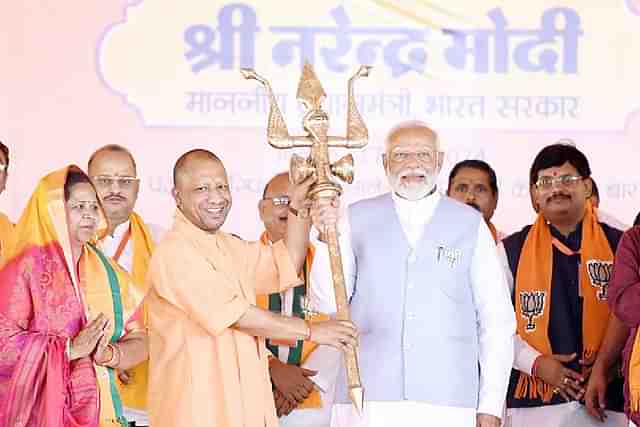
top-left (241, 62), bottom-right (370, 414)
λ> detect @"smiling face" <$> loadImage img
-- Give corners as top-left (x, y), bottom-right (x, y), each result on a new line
top-left (383, 125), bottom-right (443, 200)
top-left (533, 161), bottom-right (592, 226)
top-left (65, 182), bottom-right (100, 249)
top-left (259, 173), bottom-right (290, 243)
top-left (173, 157), bottom-right (232, 233)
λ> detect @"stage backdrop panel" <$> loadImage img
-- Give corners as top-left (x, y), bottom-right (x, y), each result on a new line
top-left (3, 0), bottom-right (640, 239)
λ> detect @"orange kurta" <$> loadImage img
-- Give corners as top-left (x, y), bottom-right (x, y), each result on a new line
top-left (147, 210), bottom-right (302, 427)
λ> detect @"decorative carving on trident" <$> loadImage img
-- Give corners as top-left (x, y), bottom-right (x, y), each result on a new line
top-left (241, 62), bottom-right (370, 414)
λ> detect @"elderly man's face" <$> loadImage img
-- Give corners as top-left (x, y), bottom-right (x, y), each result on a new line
top-left (384, 126), bottom-right (443, 200)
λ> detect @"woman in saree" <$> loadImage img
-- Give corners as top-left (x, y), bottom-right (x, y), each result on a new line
top-left (0, 166), bottom-right (148, 427)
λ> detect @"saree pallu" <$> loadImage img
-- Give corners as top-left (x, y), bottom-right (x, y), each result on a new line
top-left (0, 166), bottom-right (143, 427)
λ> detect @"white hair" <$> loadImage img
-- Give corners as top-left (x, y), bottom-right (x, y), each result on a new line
top-left (383, 120), bottom-right (441, 153)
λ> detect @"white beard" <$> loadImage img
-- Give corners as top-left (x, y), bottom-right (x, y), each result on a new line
top-left (389, 169), bottom-right (437, 200)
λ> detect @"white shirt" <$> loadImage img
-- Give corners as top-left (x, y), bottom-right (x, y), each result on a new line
top-left (100, 219), bottom-right (164, 273)
top-left (310, 191), bottom-right (516, 423)
top-left (99, 218), bottom-right (163, 426)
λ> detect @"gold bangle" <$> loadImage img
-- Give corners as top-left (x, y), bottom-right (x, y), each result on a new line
top-left (110, 343), bottom-right (122, 369)
top-left (102, 343), bottom-right (122, 368)
top-left (100, 344), bottom-right (117, 367)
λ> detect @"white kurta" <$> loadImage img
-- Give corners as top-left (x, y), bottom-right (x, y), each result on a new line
top-left (261, 239), bottom-right (339, 427)
top-left (99, 219), bottom-right (163, 427)
top-left (496, 243), bottom-right (629, 427)
top-left (310, 192), bottom-right (516, 427)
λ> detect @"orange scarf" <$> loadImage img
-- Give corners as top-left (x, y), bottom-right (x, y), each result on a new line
top-left (487, 221), bottom-right (500, 244)
top-left (0, 212), bottom-right (14, 266)
top-left (113, 212), bottom-right (155, 411)
top-left (514, 202), bottom-right (613, 401)
top-left (255, 232), bottom-right (326, 409)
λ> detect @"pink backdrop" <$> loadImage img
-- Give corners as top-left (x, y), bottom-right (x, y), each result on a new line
top-left (3, 1), bottom-right (640, 239)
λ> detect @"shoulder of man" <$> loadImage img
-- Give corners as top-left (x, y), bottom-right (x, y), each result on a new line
top-left (441, 195), bottom-right (484, 220)
top-left (501, 225), bottom-right (533, 276)
top-left (130, 212), bottom-right (166, 244)
top-left (599, 221), bottom-right (624, 251)
top-left (150, 228), bottom-right (190, 261)
top-left (0, 211), bottom-right (12, 225)
top-left (348, 192), bottom-right (392, 213)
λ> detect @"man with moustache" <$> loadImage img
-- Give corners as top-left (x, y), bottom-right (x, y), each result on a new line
top-left (447, 159), bottom-right (505, 243)
top-left (0, 141), bottom-right (14, 263)
top-left (146, 149), bottom-right (358, 427)
top-left (88, 144), bottom-right (162, 427)
top-left (500, 143), bottom-right (629, 426)
top-left (257, 172), bottom-right (338, 426)
top-left (310, 121), bottom-right (516, 427)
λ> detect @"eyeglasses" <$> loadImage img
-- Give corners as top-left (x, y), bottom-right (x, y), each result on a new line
top-left (92, 175), bottom-right (139, 189)
top-left (535, 174), bottom-right (583, 191)
top-left (263, 195), bottom-right (290, 206)
top-left (389, 149), bottom-right (438, 163)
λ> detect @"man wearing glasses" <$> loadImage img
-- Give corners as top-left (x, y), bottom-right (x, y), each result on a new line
top-left (88, 144), bottom-right (163, 427)
top-left (311, 121), bottom-right (515, 427)
top-left (499, 143), bottom-right (628, 426)
top-left (257, 172), bottom-right (338, 427)
top-left (0, 141), bottom-right (14, 263)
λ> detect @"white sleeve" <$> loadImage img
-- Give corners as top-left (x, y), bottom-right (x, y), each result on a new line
top-left (471, 222), bottom-right (516, 418)
top-left (497, 242), bottom-right (542, 375)
top-left (308, 213), bottom-right (356, 316)
top-left (302, 342), bottom-right (341, 397)
top-left (306, 213), bottom-right (355, 403)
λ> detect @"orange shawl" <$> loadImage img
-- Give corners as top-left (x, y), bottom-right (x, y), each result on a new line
top-left (514, 202), bottom-right (613, 401)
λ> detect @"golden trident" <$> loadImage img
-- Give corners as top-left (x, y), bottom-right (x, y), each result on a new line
top-left (241, 62), bottom-right (370, 413)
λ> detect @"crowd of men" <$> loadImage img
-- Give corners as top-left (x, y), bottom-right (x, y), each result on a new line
top-left (1, 119), bottom-right (640, 427)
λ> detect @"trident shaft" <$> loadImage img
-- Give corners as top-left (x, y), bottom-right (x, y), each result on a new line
top-left (241, 62), bottom-right (370, 414)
